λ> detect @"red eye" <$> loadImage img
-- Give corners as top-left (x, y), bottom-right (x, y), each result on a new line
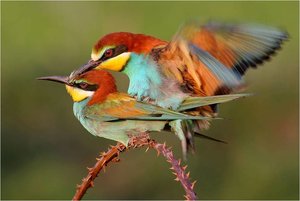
top-left (104, 49), bottom-right (113, 58)
top-left (79, 82), bottom-right (89, 89)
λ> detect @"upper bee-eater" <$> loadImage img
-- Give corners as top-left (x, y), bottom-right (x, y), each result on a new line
top-left (38, 69), bottom-right (246, 156)
top-left (68, 21), bottom-right (287, 155)
top-left (74, 20), bottom-right (287, 115)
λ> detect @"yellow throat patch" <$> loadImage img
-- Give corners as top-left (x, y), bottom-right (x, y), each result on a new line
top-left (65, 85), bottom-right (94, 102)
top-left (93, 52), bottom-right (131, 72)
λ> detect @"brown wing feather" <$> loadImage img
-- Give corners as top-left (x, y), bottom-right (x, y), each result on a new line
top-left (156, 21), bottom-right (287, 97)
top-left (188, 21), bottom-right (288, 75)
top-left (87, 93), bottom-right (149, 118)
top-left (157, 36), bottom-right (225, 97)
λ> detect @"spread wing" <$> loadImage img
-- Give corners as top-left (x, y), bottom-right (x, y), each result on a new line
top-left (154, 21), bottom-right (288, 96)
top-left (188, 21), bottom-right (288, 75)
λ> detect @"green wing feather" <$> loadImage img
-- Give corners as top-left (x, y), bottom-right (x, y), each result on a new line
top-left (132, 102), bottom-right (211, 120)
top-left (177, 93), bottom-right (251, 112)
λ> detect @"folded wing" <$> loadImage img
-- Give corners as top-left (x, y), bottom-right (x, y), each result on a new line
top-left (83, 92), bottom-right (248, 121)
top-left (83, 93), bottom-right (211, 121)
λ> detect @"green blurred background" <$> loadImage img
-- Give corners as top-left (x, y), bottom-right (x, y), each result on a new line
top-left (2, 1), bottom-right (299, 200)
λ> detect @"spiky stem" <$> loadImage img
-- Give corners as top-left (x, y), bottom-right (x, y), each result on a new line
top-left (72, 133), bottom-right (197, 200)
top-left (72, 142), bottom-right (126, 201)
top-left (149, 142), bottom-right (197, 200)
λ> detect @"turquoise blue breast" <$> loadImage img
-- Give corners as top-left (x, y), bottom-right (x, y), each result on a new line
top-left (122, 53), bottom-right (187, 109)
top-left (123, 53), bottom-right (162, 100)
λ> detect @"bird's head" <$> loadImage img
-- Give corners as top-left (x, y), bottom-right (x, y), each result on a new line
top-left (38, 70), bottom-right (117, 105)
top-left (76, 32), bottom-right (166, 74)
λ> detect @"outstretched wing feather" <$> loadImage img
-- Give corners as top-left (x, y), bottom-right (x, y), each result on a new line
top-left (157, 21), bottom-right (287, 97)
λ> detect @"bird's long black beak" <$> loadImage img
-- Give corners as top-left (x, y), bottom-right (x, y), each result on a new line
top-left (72, 59), bottom-right (101, 76)
top-left (37, 75), bottom-right (70, 85)
top-left (37, 60), bottom-right (100, 85)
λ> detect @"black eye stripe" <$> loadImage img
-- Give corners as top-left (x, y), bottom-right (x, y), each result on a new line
top-left (114, 45), bottom-right (128, 55)
top-left (100, 45), bottom-right (128, 61)
top-left (73, 82), bottom-right (98, 91)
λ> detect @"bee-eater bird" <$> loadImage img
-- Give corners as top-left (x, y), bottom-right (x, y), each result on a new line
top-left (75, 21), bottom-right (287, 116)
top-left (38, 70), bottom-right (246, 155)
top-left (69, 21), bottom-right (287, 155)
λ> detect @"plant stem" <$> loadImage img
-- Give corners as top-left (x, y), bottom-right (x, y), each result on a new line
top-left (149, 142), bottom-right (197, 200)
top-left (72, 133), bottom-right (197, 200)
top-left (72, 142), bottom-right (126, 201)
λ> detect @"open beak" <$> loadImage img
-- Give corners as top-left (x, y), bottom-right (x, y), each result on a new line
top-left (37, 75), bottom-right (70, 85)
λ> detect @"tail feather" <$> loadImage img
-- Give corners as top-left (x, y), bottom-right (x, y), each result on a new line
top-left (169, 119), bottom-right (227, 160)
top-left (194, 132), bottom-right (227, 144)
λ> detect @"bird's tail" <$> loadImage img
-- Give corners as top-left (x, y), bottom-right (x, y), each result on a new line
top-left (169, 119), bottom-right (226, 159)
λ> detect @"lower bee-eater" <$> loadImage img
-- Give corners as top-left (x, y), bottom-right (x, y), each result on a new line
top-left (38, 70), bottom-right (246, 156)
